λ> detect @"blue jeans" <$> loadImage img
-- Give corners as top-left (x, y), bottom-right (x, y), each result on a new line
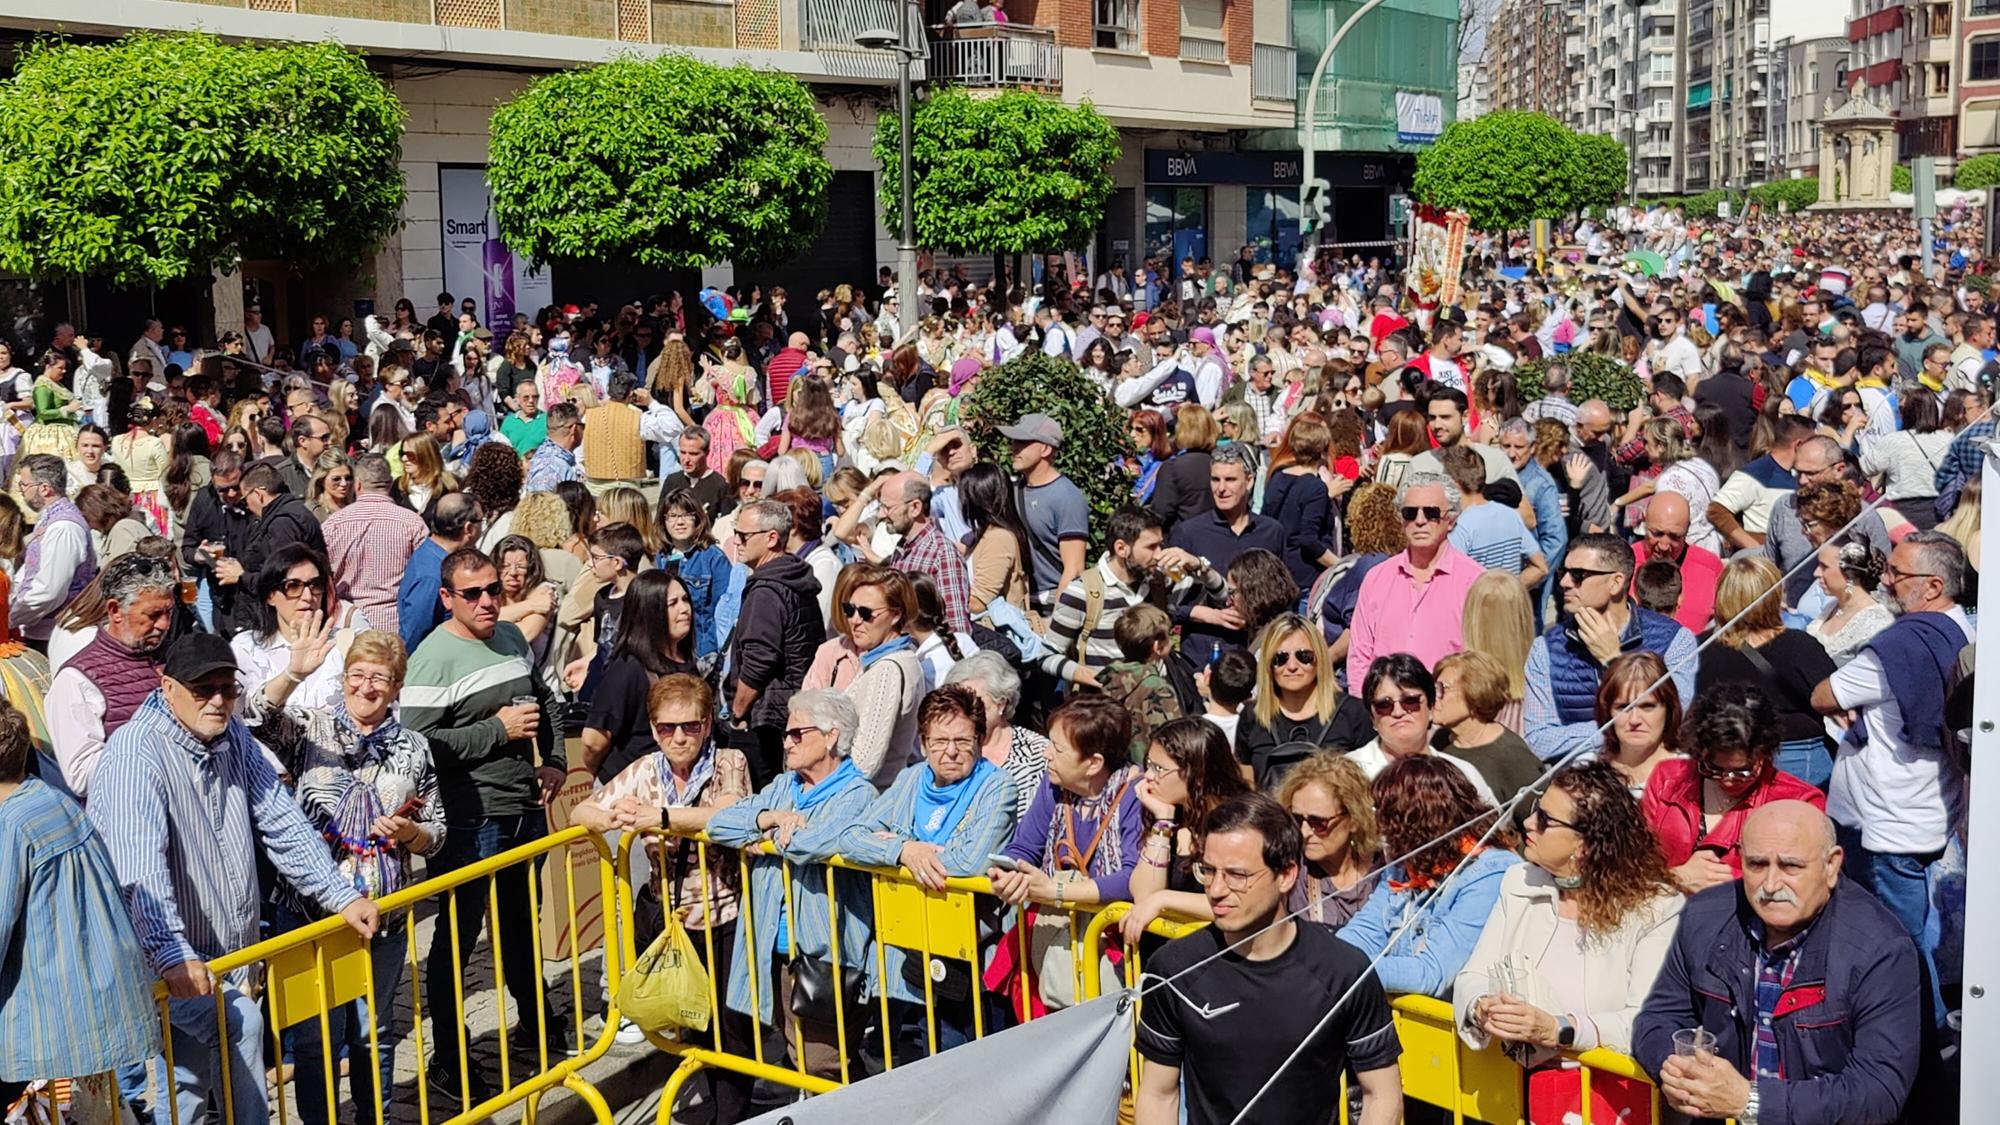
top-left (163, 972), bottom-right (267, 1125)
top-left (1776, 736), bottom-right (1833, 792)
top-left (274, 907), bottom-right (407, 1125)
top-left (424, 813), bottom-right (563, 1076)
top-left (1835, 822), bottom-right (1948, 1025)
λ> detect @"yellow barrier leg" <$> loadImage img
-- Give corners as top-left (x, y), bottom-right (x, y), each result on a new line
top-left (658, 1058), bottom-right (704, 1125)
top-left (488, 872), bottom-right (516, 1095)
top-left (212, 982), bottom-right (236, 1125)
top-left (156, 993), bottom-right (181, 1125)
top-left (561, 1071), bottom-right (615, 1125)
top-left (405, 925), bottom-right (433, 1125)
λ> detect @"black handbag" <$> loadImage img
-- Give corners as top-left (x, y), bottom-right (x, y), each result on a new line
top-left (788, 954), bottom-right (866, 1024)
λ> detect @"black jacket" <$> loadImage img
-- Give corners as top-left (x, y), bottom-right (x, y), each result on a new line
top-left (180, 483), bottom-right (253, 626)
top-left (724, 553), bottom-right (826, 731)
top-left (1148, 451), bottom-right (1214, 534)
top-left (242, 492), bottom-right (327, 591)
top-left (1694, 370), bottom-right (1760, 454)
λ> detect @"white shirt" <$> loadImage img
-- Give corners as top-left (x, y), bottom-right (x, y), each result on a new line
top-left (1826, 604), bottom-right (1970, 853)
top-left (47, 622), bottom-right (96, 672)
top-left (245, 323), bottom-right (275, 365)
top-left (1192, 353), bottom-right (1227, 410)
top-left (228, 608), bottom-right (372, 722)
top-left (10, 519), bottom-right (89, 640)
top-left (46, 664), bottom-right (113, 798)
top-left (1041, 323), bottom-right (1073, 359)
top-left (1345, 739), bottom-right (1499, 807)
top-left (1652, 333), bottom-right (1704, 380)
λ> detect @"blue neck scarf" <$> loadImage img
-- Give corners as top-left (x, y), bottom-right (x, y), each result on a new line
top-left (790, 758), bottom-right (867, 813)
top-left (911, 758), bottom-right (996, 844)
top-left (656, 746), bottom-right (717, 807)
top-left (859, 634), bottom-right (914, 670)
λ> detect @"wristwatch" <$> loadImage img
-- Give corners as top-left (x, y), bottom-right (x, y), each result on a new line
top-left (1740, 1084), bottom-right (1760, 1125)
top-left (1555, 1014), bottom-right (1576, 1048)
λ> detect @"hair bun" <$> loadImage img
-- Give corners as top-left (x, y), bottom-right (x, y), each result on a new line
top-left (1838, 541), bottom-right (1885, 589)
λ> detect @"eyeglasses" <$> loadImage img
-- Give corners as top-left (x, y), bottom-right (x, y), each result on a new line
top-left (178, 679), bottom-right (242, 702)
top-left (1530, 805), bottom-right (1579, 834)
top-left (1697, 759), bottom-right (1763, 783)
top-left (279, 577), bottom-right (323, 598)
top-left (344, 671), bottom-right (396, 690)
top-left (782, 725), bottom-right (825, 745)
top-left (1269, 648), bottom-right (1315, 669)
top-left (1882, 565), bottom-right (1940, 588)
top-left (1293, 810), bottom-right (1345, 836)
top-left (588, 551), bottom-right (625, 569)
top-left (733, 528), bottom-right (774, 543)
top-left (1144, 760), bottom-right (1181, 777)
top-left (1190, 862), bottom-right (1272, 892)
top-left (651, 719), bottom-right (707, 739)
top-left (450, 581), bottom-right (505, 602)
top-left (841, 602), bottom-right (881, 623)
top-left (1400, 505), bottom-right (1443, 523)
top-left (1559, 564), bottom-right (1620, 586)
top-left (1369, 692), bottom-right (1427, 718)
top-left (927, 737), bottom-right (979, 754)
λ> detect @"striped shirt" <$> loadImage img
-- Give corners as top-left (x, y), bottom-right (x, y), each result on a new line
top-left (402, 622), bottom-right (561, 819)
top-left (0, 777), bottom-right (160, 1080)
top-left (1039, 554), bottom-right (1155, 683)
top-left (323, 493), bottom-right (427, 641)
top-left (89, 693), bottom-right (361, 975)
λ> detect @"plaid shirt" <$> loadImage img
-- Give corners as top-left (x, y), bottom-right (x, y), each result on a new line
top-left (888, 520), bottom-right (973, 635)
top-left (322, 492), bottom-right (428, 641)
top-left (1615, 405), bottom-right (1695, 466)
top-left (1748, 917), bottom-right (1814, 1081)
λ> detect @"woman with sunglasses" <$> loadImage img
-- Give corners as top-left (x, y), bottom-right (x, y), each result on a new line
top-left (1453, 760), bottom-right (1682, 1065)
top-left (1273, 752), bottom-right (1380, 928)
top-left (1640, 682), bottom-right (1826, 895)
top-left (828, 564), bottom-right (925, 790)
top-left (574, 673), bottom-right (754, 1097)
top-left (1348, 654), bottom-right (1499, 805)
top-left (1336, 755), bottom-right (1520, 997)
top-left (1121, 717), bottom-right (1252, 944)
top-left (232, 544), bottom-right (370, 721)
top-left (1233, 613), bottom-right (1371, 789)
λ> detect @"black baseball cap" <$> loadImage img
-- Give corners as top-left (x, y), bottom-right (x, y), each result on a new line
top-left (163, 633), bottom-right (237, 684)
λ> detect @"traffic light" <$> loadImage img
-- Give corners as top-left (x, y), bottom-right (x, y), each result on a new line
top-left (1300, 177), bottom-right (1333, 235)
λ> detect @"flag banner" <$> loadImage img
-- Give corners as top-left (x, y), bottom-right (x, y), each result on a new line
top-left (741, 991), bottom-right (1136, 1125)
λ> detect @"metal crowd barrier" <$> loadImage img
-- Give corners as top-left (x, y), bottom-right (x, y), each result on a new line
top-left (153, 825), bottom-right (621, 1125)
top-left (152, 824), bottom-right (1708, 1125)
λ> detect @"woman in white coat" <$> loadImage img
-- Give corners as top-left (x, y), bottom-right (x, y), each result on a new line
top-left (1453, 759), bottom-right (1683, 1060)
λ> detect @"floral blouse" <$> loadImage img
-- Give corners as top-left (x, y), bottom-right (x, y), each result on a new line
top-left (584, 746), bottom-right (753, 931)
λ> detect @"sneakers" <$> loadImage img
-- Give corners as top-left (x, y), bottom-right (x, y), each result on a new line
top-left (425, 1062), bottom-right (493, 1107)
top-left (615, 1019), bottom-right (647, 1046)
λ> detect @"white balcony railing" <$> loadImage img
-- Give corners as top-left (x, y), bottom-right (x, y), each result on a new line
top-left (1180, 34), bottom-right (1227, 62)
top-left (930, 24), bottom-right (1061, 87)
top-left (802, 0), bottom-right (929, 80)
top-left (1254, 42), bottom-right (1296, 99)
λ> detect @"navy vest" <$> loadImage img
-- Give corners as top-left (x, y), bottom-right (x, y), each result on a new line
top-left (1541, 603), bottom-right (1686, 723)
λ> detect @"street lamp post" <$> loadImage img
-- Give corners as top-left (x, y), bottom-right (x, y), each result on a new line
top-left (859, 13), bottom-right (922, 317)
top-left (1299, 0), bottom-right (1391, 249)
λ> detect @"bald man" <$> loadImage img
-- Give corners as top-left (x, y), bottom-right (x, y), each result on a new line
top-left (767, 330), bottom-right (813, 409)
top-left (1631, 491), bottom-right (1724, 634)
top-left (1635, 799), bottom-right (1924, 1124)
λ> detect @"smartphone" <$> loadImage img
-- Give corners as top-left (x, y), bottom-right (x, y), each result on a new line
top-left (987, 853), bottom-right (1029, 873)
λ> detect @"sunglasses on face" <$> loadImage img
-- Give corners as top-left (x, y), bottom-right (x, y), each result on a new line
top-left (782, 725), bottom-right (824, 745)
top-left (651, 719), bottom-right (706, 739)
top-left (1530, 805), bottom-right (1578, 833)
top-left (279, 577), bottom-right (322, 598)
top-left (1560, 565), bottom-right (1619, 585)
top-left (841, 602), bottom-right (881, 623)
top-left (450, 581), bottom-right (505, 602)
top-left (1269, 648), bottom-right (1315, 669)
top-left (179, 679), bottom-right (242, 702)
top-left (1293, 810), bottom-right (1344, 836)
top-left (1370, 692), bottom-right (1427, 718)
top-left (1698, 759), bottom-right (1762, 783)
top-left (1401, 506), bottom-right (1443, 523)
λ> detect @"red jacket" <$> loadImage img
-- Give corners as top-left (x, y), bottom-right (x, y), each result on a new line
top-left (1640, 757), bottom-right (1825, 876)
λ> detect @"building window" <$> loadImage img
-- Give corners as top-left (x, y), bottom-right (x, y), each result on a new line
top-left (1145, 187), bottom-right (1209, 275)
top-left (1975, 0), bottom-right (2000, 17)
top-left (1094, 0), bottom-right (1138, 51)
top-left (1244, 189), bottom-right (1302, 272)
top-left (1934, 63), bottom-right (1952, 95)
top-left (1973, 37), bottom-right (2000, 83)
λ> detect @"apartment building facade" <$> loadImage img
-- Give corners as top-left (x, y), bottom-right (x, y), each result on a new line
top-left (1771, 35), bottom-right (1851, 179)
top-left (0, 0), bottom-right (1306, 336)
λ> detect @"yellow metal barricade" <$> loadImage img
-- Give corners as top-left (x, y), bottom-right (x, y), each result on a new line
top-left (154, 825), bottom-right (621, 1125)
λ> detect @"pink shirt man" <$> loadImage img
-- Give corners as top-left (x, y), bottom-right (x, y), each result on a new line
top-left (1345, 539), bottom-right (1487, 688)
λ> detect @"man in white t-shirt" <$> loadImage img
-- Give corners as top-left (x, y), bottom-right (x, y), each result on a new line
top-left (1646, 308), bottom-right (1704, 381)
top-left (1810, 531), bottom-right (1970, 952)
top-left (244, 305), bottom-right (276, 366)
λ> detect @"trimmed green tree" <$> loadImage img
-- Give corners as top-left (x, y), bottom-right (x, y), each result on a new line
top-left (0, 33), bottom-right (405, 286)
top-left (1569, 133), bottom-right (1631, 213)
top-left (1516, 352), bottom-right (1644, 412)
top-left (1412, 111), bottom-right (1585, 231)
top-left (488, 56), bottom-right (831, 268)
top-left (1749, 179), bottom-right (1819, 212)
top-left (1956, 154), bottom-right (2000, 191)
top-left (960, 351), bottom-right (1133, 546)
top-left (876, 89), bottom-right (1120, 253)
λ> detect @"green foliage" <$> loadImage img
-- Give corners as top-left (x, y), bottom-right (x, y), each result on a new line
top-left (1748, 179), bottom-right (1819, 212)
top-left (488, 56), bottom-right (830, 269)
top-left (877, 89), bottom-right (1120, 254)
top-left (1956, 154), bottom-right (2000, 191)
top-left (0, 33), bottom-right (405, 286)
top-left (1516, 352), bottom-right (1644, 412)
top-left (1893, 164), bottom-right (1913, 193)
top-left (960, 351), bottom-right (1133, 546)
top-left (1412, 111), bottom-right (1590, 231)
top-left (1967, 272), bottom-right (1994, 295)
top-left (1569, 133), bottom-right (1631, 213)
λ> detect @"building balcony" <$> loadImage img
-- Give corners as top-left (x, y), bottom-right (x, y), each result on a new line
top-left (1179, 34), bottom-right (1227, 63)
top-left (1641, 139), bottom-right (1674, 157)
top-left (803, 0), bottom-right (930, 80)
top-left (1254, 42), bottom-right (1296, 99)
top-left (930, 24), bottom-right (1059, 88)
top-left (1638, 173), bottom-right (1677, 193)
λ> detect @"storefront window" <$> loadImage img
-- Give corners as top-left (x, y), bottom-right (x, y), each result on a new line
top-left (1144, 186), bottom-right (1209, 276)
top-left (1244, 187), bottom-right (1303, 271)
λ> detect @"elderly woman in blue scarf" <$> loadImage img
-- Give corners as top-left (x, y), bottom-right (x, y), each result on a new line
top-left (804, 684), bottom-right (1018, 1059)
top-left (705, 688), bottom-right (878, 1082)
top-left (255, 630), bottom-right (445, 1125)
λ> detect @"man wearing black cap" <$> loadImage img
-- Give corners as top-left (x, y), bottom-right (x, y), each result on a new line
top-left (90, 633), bottom-right (381, 1125)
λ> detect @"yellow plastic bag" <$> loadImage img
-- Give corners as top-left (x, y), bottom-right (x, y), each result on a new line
top-left (616, 913), bottom-right (713, 1033)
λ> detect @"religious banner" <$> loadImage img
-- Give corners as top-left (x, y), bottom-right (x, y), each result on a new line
top-left (1405, 204), bottom-right (1470, 309)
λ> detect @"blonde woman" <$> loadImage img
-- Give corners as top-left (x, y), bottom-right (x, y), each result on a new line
top-left (510, 489), bottom-right (583, 594)
top-left (1461, 570), bottom-right (1535, 731)
top-left (1274, 752), bottom-right (1382, 927)
top-left (644, 338), bottom-right (699, 429)
top-left (1939, 473), bottom-right (1981, 571)
top-left (1618, 417), bottom-right (1720, 554)
top-left (1695, 555), bottom-right (1837, 789)
top-left (1232, 612), bottom-right (1372, 788)
top-left (397, 431), bottom-right (455, 511)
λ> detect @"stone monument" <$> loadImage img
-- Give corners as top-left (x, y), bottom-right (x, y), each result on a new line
top-left (1815, 84), bottom-right (1897, 209)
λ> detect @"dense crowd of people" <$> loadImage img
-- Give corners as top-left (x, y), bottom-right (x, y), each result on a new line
top-left (0, 196), bottom-right (1988, 1125)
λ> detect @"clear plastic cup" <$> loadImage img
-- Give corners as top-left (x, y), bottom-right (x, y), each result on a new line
top-left (1673, 1027), bottom-right (1717, 1059)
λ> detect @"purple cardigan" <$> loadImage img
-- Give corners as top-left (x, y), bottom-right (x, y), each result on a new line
top-left (1002, 771), bottom-right (1146, 903)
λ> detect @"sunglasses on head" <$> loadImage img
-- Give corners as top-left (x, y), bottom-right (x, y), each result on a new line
top-left (1369, 692), bottom-right (1427, 717)
top-left (1400, 505), bottom-right (1443, 523)
top-left (451, 581), bottom-right (505, 602)
top-left (841, 602), bottom-right (880, 623)
top-left (1269, 647), bottom-right (1315, 669)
